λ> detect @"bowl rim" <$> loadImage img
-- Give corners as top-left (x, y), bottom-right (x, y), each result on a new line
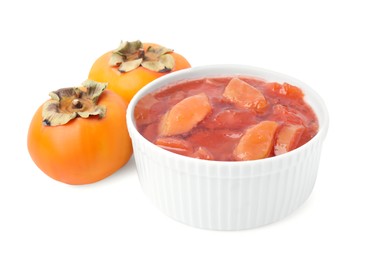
top-left (126, 64), bottom-right (329, 170)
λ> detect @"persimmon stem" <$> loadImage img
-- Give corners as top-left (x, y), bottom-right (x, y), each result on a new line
top-left (72, 99), bottom-right (83, 109)
top-left (109, 40), bottom-right (175, 73)
top-left (42, 80), bottom-right (107, 126)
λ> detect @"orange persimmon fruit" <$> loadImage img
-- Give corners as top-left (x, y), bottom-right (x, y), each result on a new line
top-left (27, 80), bottom-right (132, 185)
top-left (88, 40), bottom-right (191, 104)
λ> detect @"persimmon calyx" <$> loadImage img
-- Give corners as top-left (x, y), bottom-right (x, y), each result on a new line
top-left (42, 80), bottom-right (107, 126)
top-left (108, 40), bottom-right (175, 73)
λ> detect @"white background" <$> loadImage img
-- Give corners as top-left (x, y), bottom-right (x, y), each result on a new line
top-left (1, 0), bottom-right (372, 259)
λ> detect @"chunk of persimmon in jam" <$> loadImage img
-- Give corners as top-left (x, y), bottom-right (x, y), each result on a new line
top-left (271, 104), bottom-right (305, 125)
top-left (268, 82), bottom-right (304, 99)
top-left (159, 93), bottom-right (212, 136)
top-left (223, 77), bottom-right (267, 112)
top-left (233, 121), bottom-right (278, 161)
top-left (155, 137), bottom-right (193, 156)
top-left (201, 109), bottom-right (256, 130)
top-left (274, 124), bottom-right (305, 155)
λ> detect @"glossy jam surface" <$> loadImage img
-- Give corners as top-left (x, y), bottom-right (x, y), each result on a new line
top-left (134, 76), bottom-right (318, 161)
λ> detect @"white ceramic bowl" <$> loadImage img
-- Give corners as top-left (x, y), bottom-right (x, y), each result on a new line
top-left (126, 65), bottom-right (329, 230)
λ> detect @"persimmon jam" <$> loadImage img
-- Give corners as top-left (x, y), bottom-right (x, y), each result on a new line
top-left (134, 76), bottom-right (319, 161)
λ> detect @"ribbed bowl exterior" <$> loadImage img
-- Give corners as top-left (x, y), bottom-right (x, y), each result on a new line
top-left (127, 65), bottom-right (329, 230)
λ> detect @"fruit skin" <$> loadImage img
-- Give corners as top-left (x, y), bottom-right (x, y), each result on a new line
top-left (88, 43), bottom-right (191, 104)
top-left (27, 90), bottom-right (132, 185)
